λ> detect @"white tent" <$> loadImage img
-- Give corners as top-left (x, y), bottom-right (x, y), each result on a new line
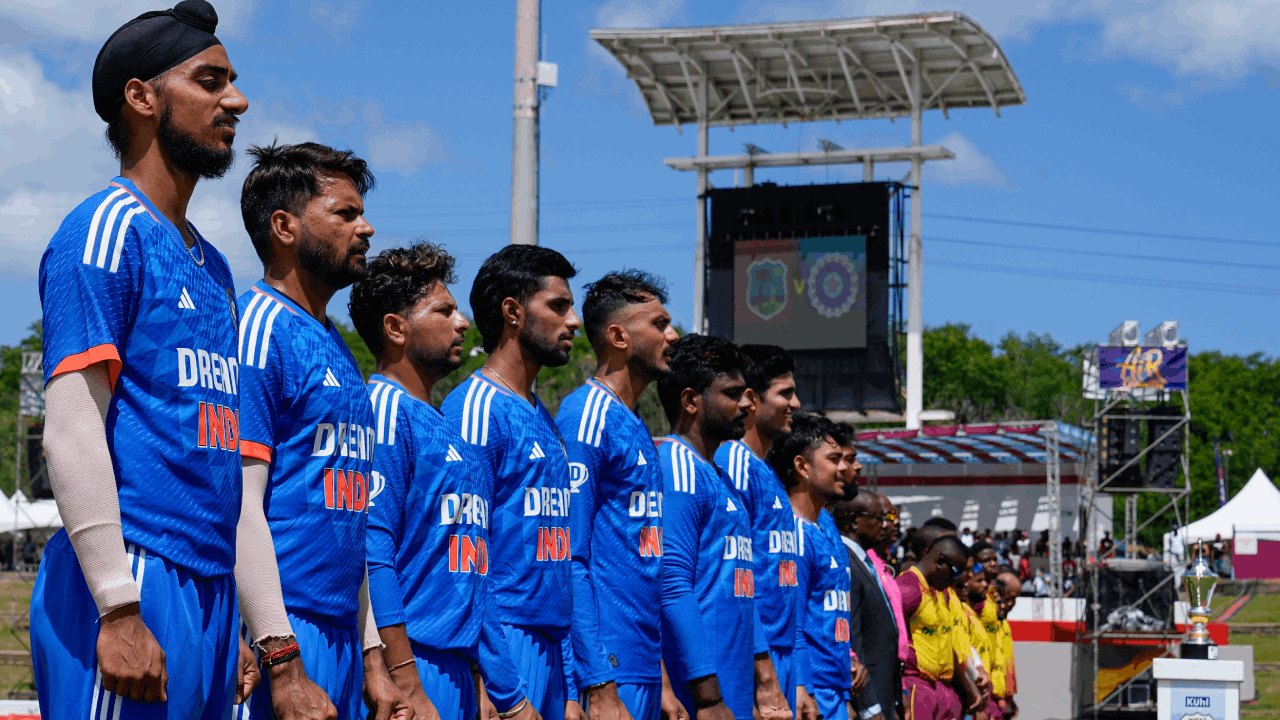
top-left (0, 490), bottom-right (62, 536)
top-left (1165, 468), bottom-right (1280, 549)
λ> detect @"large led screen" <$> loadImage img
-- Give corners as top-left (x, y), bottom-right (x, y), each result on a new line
top-left (732, 235), bottom-right (867, 349)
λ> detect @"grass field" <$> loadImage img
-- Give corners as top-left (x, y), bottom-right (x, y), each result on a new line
top-left (1230, 594), bottom-right (1280, 625)
top-left (0, 573), bottom-right (36, 697)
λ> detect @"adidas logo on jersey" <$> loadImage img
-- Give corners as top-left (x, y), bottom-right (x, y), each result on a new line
top-left (177, 287), bottom-right (196, 310)
top-left (830, 556), bottom-right (839, 569)
top-left (445, 445), bottom-right (463, 462)
top-left (529, 442), bottom-right (546, 460)
top-left (726, 497), bottom-right (737, 512)
top-left (773, 496), bottom-right (783, 510)
top-left (322, 368), bottom-right (341, 387)
top-left (637, 451), bottom-right (647, 465)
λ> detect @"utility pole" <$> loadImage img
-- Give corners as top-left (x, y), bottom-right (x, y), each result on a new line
top-left (511, 0), bottom-right (540, 245)
top-left (905, 53), bottom-right (924, 429)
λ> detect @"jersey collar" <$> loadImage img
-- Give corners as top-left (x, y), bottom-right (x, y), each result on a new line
top-left (250, 280), bottom-right (338, 335)
top-left (109, 177), bottom-right (179, 242)
top-left (661, 434), bottom-right (711, 465)
top-left (586, 377), bottom-right (646, 424)
top-left (369, 373), bottom-right (440, 415)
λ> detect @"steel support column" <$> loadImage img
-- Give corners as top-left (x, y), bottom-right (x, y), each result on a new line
top-left (510, 0), bottom-right (540, 245)
top-left (905, 55), bottom-right (924, 429)
top-left (693, 79), bottom-right (709, 334)
top-left (1047, 421), bottom-right (1064, 609)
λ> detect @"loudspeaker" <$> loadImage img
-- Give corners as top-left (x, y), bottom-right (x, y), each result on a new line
top-left (26, 421), bottom-right (51, 500)
top-left (1100, 416), bottom-right (1141, 488)
top-left (1145, 410), bottom-right (1182, 489)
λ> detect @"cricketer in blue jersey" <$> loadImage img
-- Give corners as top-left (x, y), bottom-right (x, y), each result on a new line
top-left (715, 344), bottom-right (803, 714)
top-left (32, 9), bottom-right (252, 716)
top-left (233, 142), bottom-right (408, 719)
top-left (349, 242), bottom-right (514, 720)
top-left (655, 334), bottom-right (791, 720)
top-left (442, 245), bottom-right (581, 720)
top-left (771, 414), bottom-right (857, 720)
top-left (557, 270), bottom-right (682, 720)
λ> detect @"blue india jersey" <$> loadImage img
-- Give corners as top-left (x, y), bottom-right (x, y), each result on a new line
top-left (39, 177), bottom-right (242, 577)
top-left (715, 439), bottom-right (799, 652)
top-left (366, 374), bottom-right (488, 653)
top-left (795, 510), bottom-right (852, 692)
top-left (237, 281), bottom-right (373, 626)
top-left (441, 371), bottom-right (572, 636)
top-left (659, 436), bottom-right (755, 720)
top-left (555, 379), bottom-right (663, 688)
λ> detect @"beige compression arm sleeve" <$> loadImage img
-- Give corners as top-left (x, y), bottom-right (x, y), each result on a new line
top-left (234, 458), bottom-right (294, 643)
top-left (43, 366), bottom-right (139, 616)
top-left (358, 568), bottom-right (384, 652)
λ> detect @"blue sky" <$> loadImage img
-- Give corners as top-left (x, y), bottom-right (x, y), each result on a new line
top-left (2, 0), bottom-right (1279, 355)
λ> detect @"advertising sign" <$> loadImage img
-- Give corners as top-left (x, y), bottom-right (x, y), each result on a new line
top-left (1169, 681), bottom-right (1226, 720)
top-left (1098, 346), bottom-right (1188, 390)
top-left (733, 236), bottom-right (867, 350)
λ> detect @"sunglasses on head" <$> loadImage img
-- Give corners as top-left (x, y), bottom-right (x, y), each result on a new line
top-left (853, 510), bottom-right (886, 522)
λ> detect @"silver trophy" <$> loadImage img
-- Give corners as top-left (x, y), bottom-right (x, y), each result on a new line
top-left (1181, 555), bottom-right (1218, 659)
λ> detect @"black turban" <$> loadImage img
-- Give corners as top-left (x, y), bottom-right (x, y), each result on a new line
top-left (92, 0), bottom-right (223, 123)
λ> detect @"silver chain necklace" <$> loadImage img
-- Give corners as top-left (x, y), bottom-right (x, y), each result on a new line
top-left (184, 223), bottom-right (206, 267)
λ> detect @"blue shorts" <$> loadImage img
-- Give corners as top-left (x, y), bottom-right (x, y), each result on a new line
top-left (814, 687), bottom-right (852, 720)
top-left (770, 646), bottom-right (796, 714)
top-left (244, 610), bottom-right (362, 720)
top-left (31, 531), bottom-right (238, 720)
top-left (413, 646), bottom-right (476, 720)
top-left (502, 624), bottom-right (565, 720)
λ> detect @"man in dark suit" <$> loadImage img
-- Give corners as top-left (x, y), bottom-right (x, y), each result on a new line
top-left (834, 491), bottom-right (903, 720)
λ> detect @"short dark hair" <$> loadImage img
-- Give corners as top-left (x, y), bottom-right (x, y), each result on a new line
top-left (971, 540), bottom-right (994, 556)
top-left (739, 344), bottom-right (795, 395)
top-left (923, 517), bottom-right (958, 532)
top-left (240, 140), bottom-right (376, 263)
top-left (581, 270), bottom-right (669, 347)
top-left (830, 421), bottom-right (857, 448)
top-left (767, 412), bottom-right (839, 488)
top-left (469, 245), bottom-right (577, 353)
top-left (656, 334), bottom-right (745, 426)
top-left (348, 242), bottom-right (457, 356)
top-left (929, 534), bottom-right (969, 559)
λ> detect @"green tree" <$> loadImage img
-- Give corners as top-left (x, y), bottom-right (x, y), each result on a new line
top-left (0, 321), bottom-right (44, 496)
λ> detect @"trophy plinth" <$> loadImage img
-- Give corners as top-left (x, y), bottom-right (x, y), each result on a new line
top-left (1181, 556), bottom-right (1218, 660)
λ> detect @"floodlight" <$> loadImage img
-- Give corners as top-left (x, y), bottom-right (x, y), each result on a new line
top-left (819, 139), bottom-right (844, 152)
top-left (1108, 321), bottom-right (1140, 347)
top-left (1143, 321), bottom-right (1179, 348)
top-left (743, 143), bottom-right (769, 156)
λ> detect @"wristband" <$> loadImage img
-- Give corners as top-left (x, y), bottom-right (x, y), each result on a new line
top-left (498, 698), bottom-right (529, 718)
top-left (584, 681), bottom-right (613, 692)
top-left (694, 697), bottom-right (724, 710)
top-left (387, 658), bottom-right (416, 672)
top-left (259, 641), bottom-right (301, 667)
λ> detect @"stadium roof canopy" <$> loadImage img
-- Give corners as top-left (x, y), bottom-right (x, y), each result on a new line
top-left (853, 422), bottom-right (1092, 484)
top-left (589, 11), bottom-right (1026, 128)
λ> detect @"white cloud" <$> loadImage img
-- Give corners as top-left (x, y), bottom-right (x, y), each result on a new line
top-left (736, 0), bottom-right (1280, 79)
top-left (361, 103), bottom-right (448, 176)
top-left (595, 0), bottom-right (684, 29)
top-left (0, 0), bottom-right (257, 41)
top-left (925, 131), bottom-right (1011, 187)
top-left (308, 0), bottom-right (368, 37)
top-left (583, 0), bottom-right (685, 114)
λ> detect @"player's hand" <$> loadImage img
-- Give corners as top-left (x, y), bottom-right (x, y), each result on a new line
top-left (97, 602), bottom-right (168, 702)
top-left (755, 679), bottom-right (793, 720)
top-left (566, 699), bottom-right (588, 720)
top-left (267, 644), bottom-right (338, 720)
top-left (475, 673), bottom-right (499, 720)
top-left (506, 697), bottom-right (542, 720)
top-left (584, 682), bottom-right (632, 720)
top-left (976, 669), bottom-right (992, 699)
top-left (389, 660), bottom-right (439, 720)
top-left (795, 686), bottom-right (820, 720)
top-left (363, 648), bottom-right (415, 720)
top-left (697, 700), bottom-right (736, 720)
top-left (236, 637), bottom-right (261, 704)
top-left (659, 671), bottom-right (689, 720)
top-left (850, 661), bottom-right (869, 696)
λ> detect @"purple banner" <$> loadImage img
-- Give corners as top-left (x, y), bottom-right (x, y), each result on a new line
top-left (1098, 346), bottom-right (1188, 390)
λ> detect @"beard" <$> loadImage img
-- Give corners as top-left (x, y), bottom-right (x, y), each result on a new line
top-left (407, 338), bottom-right (463, 380)
top-left (633, 343), bottom-right (672, 382)
top-left (296, 225), bottom-right (368, 290)
top-left (157, 104), bottom-right (236, 180)
top-left (519, 326), bottom-right (571, 368)
top-left (704, 407), bottom-right (747, 443)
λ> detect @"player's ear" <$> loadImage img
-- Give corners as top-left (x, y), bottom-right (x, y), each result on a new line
top-left (606, 323), bottom-right (627, 351)
top-left (122, 78), bottom-right (161, 120)
top-left (500, 297), bottom-right (523, 329)
top-left (743, 388), bottom-right (759, 412)
top-left (382, 313), bottom-right (407, 350)
top-left (792, 453), bottom-right (810, 483)
top-left (679, 387), bottom-right (699, 419)
top-left (269, 210), bottom-right (300, 250)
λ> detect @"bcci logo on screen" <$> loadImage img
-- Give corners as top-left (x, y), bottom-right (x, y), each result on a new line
top-left (806, 254), bottom-right (859, 319)
top-left (746, 258), bottom-right (788, 320)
